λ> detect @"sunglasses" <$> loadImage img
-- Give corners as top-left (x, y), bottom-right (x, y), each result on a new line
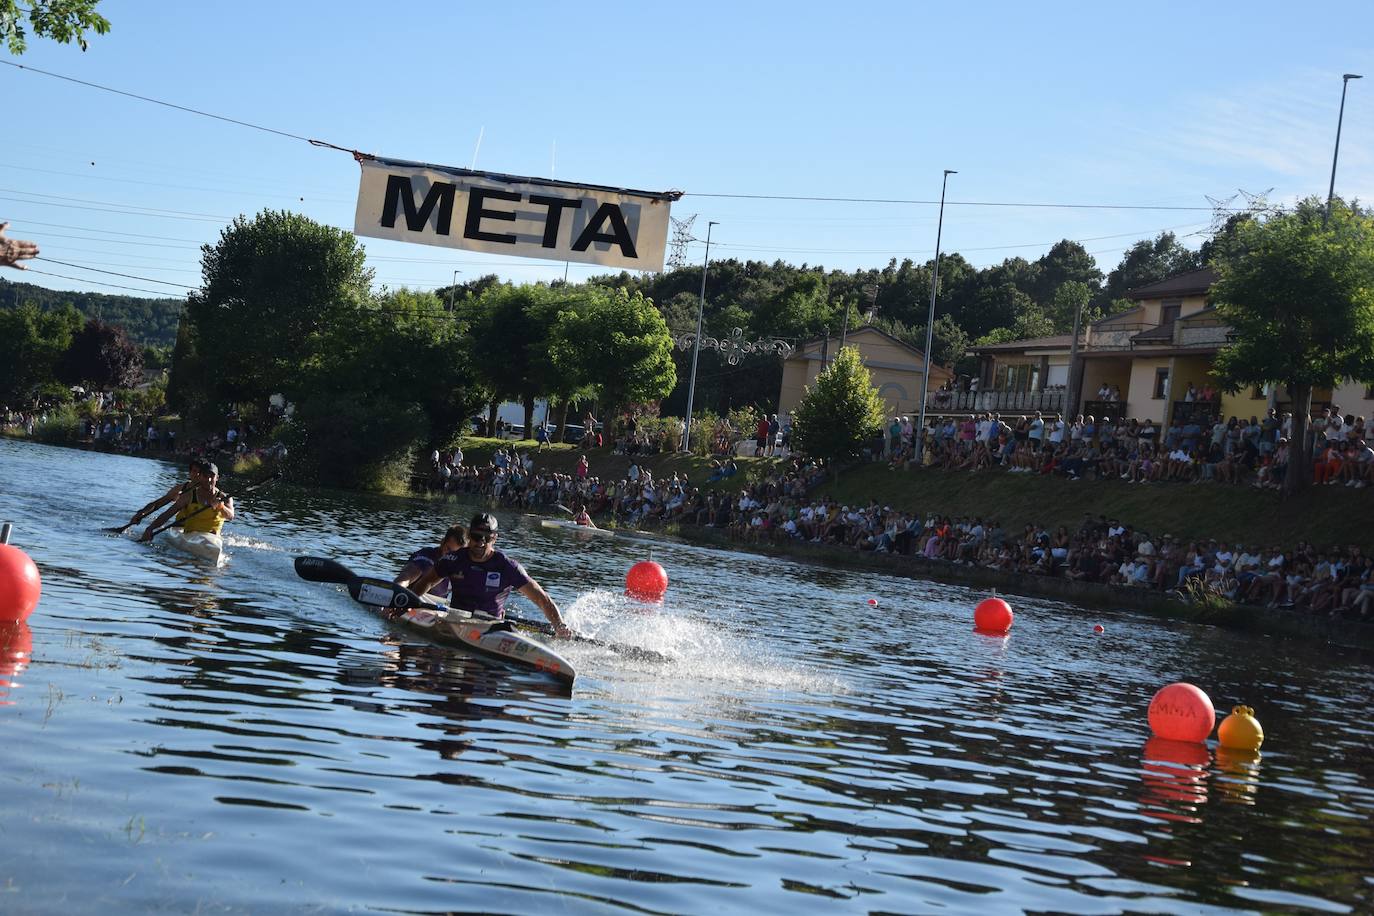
top-left (469, 530), bottom-right (496, 543)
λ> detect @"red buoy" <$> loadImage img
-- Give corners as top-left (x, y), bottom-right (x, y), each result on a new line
top-left (625, 560), bottom-right (668, 602)
top-left (974, 596), bottom-right (1013, 634)
top-left (1147, 682), bottom-right (1215, 744)
top-left (866, 598), bottom-right (879, 607)
top-left (0, 544), bottom-right (41, 622)
top-left (1093, 624), bottom-right (1105, 634)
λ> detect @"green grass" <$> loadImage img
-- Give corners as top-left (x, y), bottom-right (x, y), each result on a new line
top-left (819, 465), bottom-right (1372, 551)
top-left (445, 438), bottom-right (1370, 552)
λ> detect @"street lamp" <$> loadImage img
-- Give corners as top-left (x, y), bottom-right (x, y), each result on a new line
top-left (447, 269), bottom-right (461, 312)
top-left (915, 170), bottom-right (956, 464)
top-left (1325, 73), bottom-right (1362, 227)
top-left (681, 221), bottom-right (718, 452)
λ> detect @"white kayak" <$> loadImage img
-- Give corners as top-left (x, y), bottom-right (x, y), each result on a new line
top-left (354, 582), bottom-right (576, 685)
top-left (163, 529), bottom-right (225, 565)
top-left (540, 518), bottom-right (614, 537)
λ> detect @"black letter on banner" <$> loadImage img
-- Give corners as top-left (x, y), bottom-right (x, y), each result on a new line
top-left (464, 188), bottom-right (521, 244)
top-left (381, 175), bottom-right (456, 234)
top-left (571, 203), bottom-right (638, 258)
top-left (529, 195), bottom-right (581, 249)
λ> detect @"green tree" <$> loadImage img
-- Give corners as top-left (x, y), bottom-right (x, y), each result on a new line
top-left (183, 210), bottom-right (373, 415)
top-left (461, 283), bottom-right (565, 435)
top-left (549, 287), bottom-right (676, 422)
top-left (0, 302), bottom-right (83, 403)
top-left (57, 317), bottom-right (143, 390)
top-left (1, 0), bottom-right (109, 53)
top-left (790, 346), bottom-right (886, 465)
top-left (1048, 280), bottom-right (1097, 333)
top-left (1033, 240), bottom-right (1102, 306)
top-left (1210, 198), bottom-right (1374, 495)
top-left (1102, 232), bottom-right (1200, 303)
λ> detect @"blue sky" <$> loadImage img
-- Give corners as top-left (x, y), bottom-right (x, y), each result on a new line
top-left (3, 0), bottom-right (1372, 300)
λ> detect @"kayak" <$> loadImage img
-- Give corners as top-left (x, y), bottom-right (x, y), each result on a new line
top-left (163, 529), bottom-right (225, 565)
top-left (540, 518), bottom-right (614, 537)
top-left (354, 581), bottom-right (576, 686)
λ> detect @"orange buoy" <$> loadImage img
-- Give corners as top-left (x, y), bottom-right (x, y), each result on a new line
top-left (974, 596), bottom-right (1013, 634)
top-left (625, 560), bottom-right (668, 602)
top-left (0, 544), bottom-right (41, 623)
top-left (1217, 705), bottom-right (1264, 752)
top-left (1147, 682), bottom-right (1215, 744)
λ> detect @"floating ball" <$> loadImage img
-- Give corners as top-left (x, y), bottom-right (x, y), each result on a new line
top-left (973, 596), bottom-right (1013, 634)
top-left (1093, 624), bottom-right (1105, 634)
top-left (866, 598), bottom-right (879, 607)
top-left (625, 560), bottom-right (668, 602)
top-left (0, 544), bottom-right (41, 623)
top-left (1217, 705), bottom-right (1264, 752)
top-left (1148, 682), bottom-right (1215, 744)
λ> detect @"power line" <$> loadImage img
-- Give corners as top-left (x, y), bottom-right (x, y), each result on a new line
top-left (34, 256), bottom-right (197, 289)
top-left (685, 192), bottom-right (1244, 212)
top-left (20, 267), bottom-right (184, 297)
top-left (0, 59), bottom-right (346, 150)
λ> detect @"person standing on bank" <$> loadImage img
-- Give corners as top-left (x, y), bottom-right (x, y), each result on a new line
top-left (397, 513), bottom-right (572, 637)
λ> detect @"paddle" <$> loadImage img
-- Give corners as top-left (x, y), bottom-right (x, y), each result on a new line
top-left (139, 472), bottom-right (281, 539)
top-left (293, 556), bottom-right (671, 662)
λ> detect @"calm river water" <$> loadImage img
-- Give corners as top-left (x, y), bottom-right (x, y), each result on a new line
top-left (1, 437), bottom-right (1371, 914)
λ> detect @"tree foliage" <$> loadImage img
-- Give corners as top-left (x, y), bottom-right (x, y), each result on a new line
top-left (0, 302), bottom-right (84, 404)
top-left (1, 277), bottom-right (183, 346)
top-left (57, 317), bottom-right (143, 390)
top-left (1, 0), bottom-right (109, 53)
top-left (185, 210), bottom-right (374, 411)
top-left (1211, 198), bottom-right (1374, 495)
top-left (550, 287), bottom-right (677, 415)
top-left (790, 346), bottom-right (886, 465)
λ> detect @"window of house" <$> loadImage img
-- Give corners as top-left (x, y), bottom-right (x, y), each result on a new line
top-left (1160, 299), bottom-right (1182, 326)
top-left (1153, 368), bottom-right (1170, 399)
top-left (1251, 384), bottom-right (1266, 400)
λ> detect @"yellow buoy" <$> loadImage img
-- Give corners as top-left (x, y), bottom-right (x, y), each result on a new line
top-left (1217, 705), bottom-right (1264, 752)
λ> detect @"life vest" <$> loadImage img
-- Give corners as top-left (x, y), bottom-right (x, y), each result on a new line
top-left (178, 489), bottom-right (225, 534)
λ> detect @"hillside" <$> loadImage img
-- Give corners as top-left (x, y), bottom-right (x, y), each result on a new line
top-left (0, 277), bottom-right (185, 346)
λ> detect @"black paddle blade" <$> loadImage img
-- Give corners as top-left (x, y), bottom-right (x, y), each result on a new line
top-left (294, 556), bottom-right (357, 586)
top-left (103, 523), bottom-right (133, 533)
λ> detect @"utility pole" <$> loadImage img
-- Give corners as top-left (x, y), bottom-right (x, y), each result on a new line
top-left (1324, 73), bottom-right (1362, 227)
top-left (681, 221), bottom-right (718, 452)
top-left (915, 169), bottom-right (956, 464)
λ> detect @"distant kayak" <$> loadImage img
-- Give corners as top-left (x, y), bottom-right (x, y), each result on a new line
top-left (540, 519), bottom-right (615, 537)
top-left (162, 529), bottom-right (225, 565)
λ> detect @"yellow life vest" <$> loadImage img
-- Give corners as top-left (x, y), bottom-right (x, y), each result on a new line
top-left (177, 490), bottom-right (225, 535)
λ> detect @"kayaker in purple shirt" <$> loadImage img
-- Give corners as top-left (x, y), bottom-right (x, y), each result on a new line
top-left (398, 513), bottom-right (571, 637)
top-left (393, 524), bottom-right (466, 600)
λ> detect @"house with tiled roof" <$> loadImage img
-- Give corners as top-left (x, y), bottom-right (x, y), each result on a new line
top-left (965, 267), bottom-right (1374, 424)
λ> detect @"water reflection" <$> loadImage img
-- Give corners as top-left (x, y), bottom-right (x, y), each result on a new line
top-left (1, 438), bottom-right (1372, 914)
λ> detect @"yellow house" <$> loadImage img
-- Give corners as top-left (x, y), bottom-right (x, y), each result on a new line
top-left (777, 326), bottom-right (952, 419)
top-left (970, 267), bottom-right (1374, 426)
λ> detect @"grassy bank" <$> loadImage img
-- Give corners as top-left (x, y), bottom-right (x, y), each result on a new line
top-left (449, 437), bottom-right (1370, 552)
top-left (819, 464), bottom-right (1373, 551)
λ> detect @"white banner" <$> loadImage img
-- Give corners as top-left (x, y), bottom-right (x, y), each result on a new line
top-left (353, 157), bottom-right (676, 271)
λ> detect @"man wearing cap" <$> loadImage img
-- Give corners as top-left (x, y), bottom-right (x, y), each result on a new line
top-left (139, 459), bottom-right (235, 541)
top-left (398, 512), bottom-right (571, 637)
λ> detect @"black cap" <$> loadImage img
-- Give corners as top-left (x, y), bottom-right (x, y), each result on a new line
top-left (470, 512), bottom-right (498, 533)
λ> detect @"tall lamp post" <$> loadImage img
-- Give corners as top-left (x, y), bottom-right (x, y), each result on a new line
top-left (446, 269), bottom-right (461, 311)
top-left (1325, 73), bottom-right (1363, 227)
top-left (915, 169), bottom-right (956, 464)
top-left (681, 221), bottom-right (718, 452)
